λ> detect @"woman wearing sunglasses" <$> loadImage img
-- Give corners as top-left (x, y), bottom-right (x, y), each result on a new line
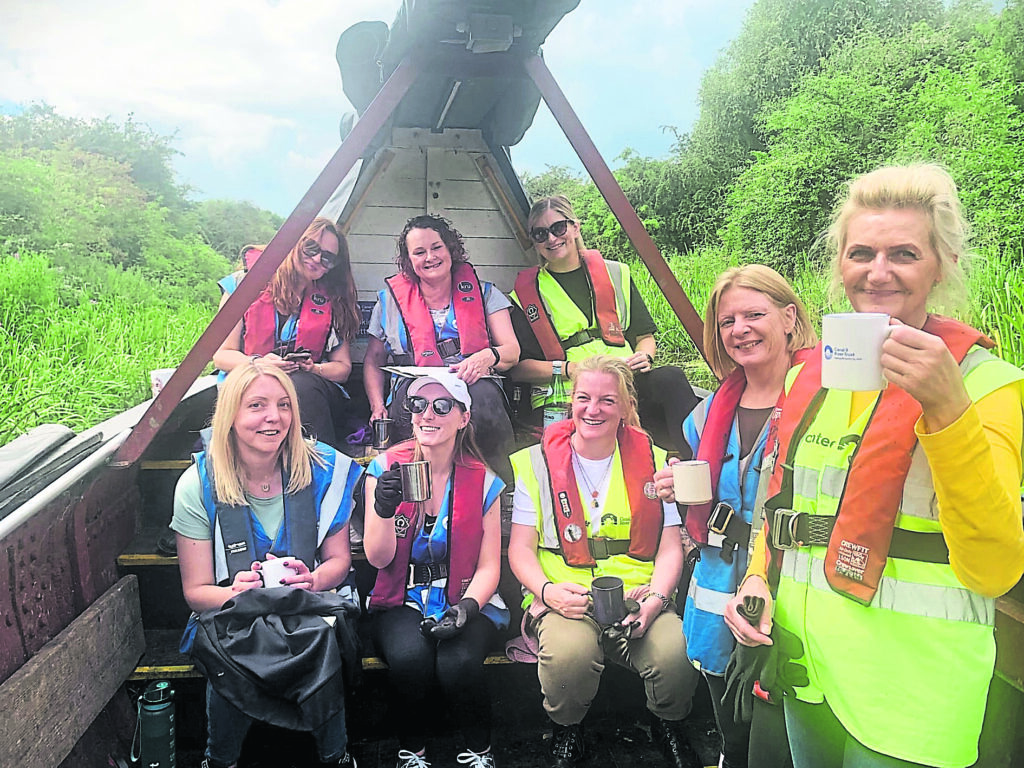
top-left (510, 196), bottom-right (699, 455)
top-left (364, 214), bottom-right (520, 482)
top-left (363, 371), bottom-right (507, 768)
top-left (214, 216), bottom-right (361, 449)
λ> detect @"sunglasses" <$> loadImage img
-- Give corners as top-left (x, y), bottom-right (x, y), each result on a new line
top-left (300, 239), bottom-right (338, 270)
top-left (529, 218), bottom-right (574, 244)
top-left (404, 395), bottom-right (459, 416)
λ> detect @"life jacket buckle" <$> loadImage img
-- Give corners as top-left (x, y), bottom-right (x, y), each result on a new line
top-left (436, 337), bottom-right (462, 360)
top-left (770, 509), bottom-right (804, 550)
top-left (707, 502), bottom-right (735, 535)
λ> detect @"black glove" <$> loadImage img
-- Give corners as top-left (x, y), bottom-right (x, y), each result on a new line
top-left (374, 462), bottom-right (404, 518)
top-left (429, 597), bottom-right (480, 640)
top-left (758, 625), bottom-right (809, 700)
top-left (722, 643), bottom-right (769, 724)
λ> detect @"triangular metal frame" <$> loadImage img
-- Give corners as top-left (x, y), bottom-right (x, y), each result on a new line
top-left (113, 51), bottom-right (707, 467)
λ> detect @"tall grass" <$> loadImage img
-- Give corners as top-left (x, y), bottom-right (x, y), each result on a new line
top-left (631, 243), bottom-right (1024, 387)
top-left (0, 252), bottom-right (212, 443)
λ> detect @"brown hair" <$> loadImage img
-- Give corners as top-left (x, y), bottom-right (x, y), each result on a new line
top-left (262, 217), bottom-right (361, 340)
top-left (395, 214), bottom-right (469, 281)
top-left (527, 195), bottom-right (586, 262)
top-left (703, 265), bottom-right (817, 379)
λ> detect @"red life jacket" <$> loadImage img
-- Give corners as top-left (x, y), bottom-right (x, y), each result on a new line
top-left (766, 316), bottom-right (991, 603)
top-left (384, 262), bottom-right (490, 365)
top-left (240, 247), bottom-right (333, 361)
top-left (688, 349), bottom-right (814, 545)
top-left (514, 249), bottom-right (627, 361)
top-left (369, 440), bottom-right (487, 609)
top-left (541, 419), bottom-right (662, 567)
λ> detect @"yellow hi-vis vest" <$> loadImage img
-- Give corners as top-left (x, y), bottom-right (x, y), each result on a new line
top-left (774, 346), bottom-right (1023, 767)
top-left (511, 260), bottom-right (633, 409)
top-left (510, 441), bottom-right (668, 608)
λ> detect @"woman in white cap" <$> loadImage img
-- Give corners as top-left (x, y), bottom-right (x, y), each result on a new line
top-left (363, 370), bottom-right (507, 768)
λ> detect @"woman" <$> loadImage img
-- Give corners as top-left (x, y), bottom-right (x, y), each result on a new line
top-left (509, 195), bottom-right (699, 455)
top-left (652, 265), bottom-right (815, 768)
top-left (171, 363), bottom-right (364, 768)
top-left (507, 356), bottom-right (701, 768)
top-left (363, 370), bottom-right (507, 768)
top-left (726, 164), bottom-right (1024, 768)
top-left (213, 216), bottom-right (361, 449)
top-left (363, 214), bottom-right (520, 482)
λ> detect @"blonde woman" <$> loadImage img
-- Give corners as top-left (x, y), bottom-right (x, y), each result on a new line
top-left (508, 356), bottom-right (701, 768)
top-left (172, 363), bottom-right (363, 768)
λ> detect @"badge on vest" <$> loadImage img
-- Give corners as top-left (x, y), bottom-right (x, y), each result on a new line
top-left (394, 516), bottom-right (411, 539)
top-left (835, 539), bottom-right (868, 581)
top-left (526, 304), bottom-right (541, 322)
top-left (557, 491), bottom-right (572, 519)
top-left (643, 481), bottom-right (657, 500)
top-left (421, 350), bottom-right (435, 357)
top-left (226, 540), bottom-right (248, 555)
top-left (311, 293), bottom-right (328, 306)
top-left (564, 523), bottom-right (583, 543)
top-left (457, 281), bottom-right (473, 293)
top-left (461, 296), bottom-right (475, 302)
top-left (311, 308), bottom-right (325, 315)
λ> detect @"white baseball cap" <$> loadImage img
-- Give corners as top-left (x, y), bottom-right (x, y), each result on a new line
top-left (407, 370), bottom-right (472, 410)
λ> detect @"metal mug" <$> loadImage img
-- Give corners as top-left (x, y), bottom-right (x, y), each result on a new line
top-left (400, 461), bottom-right (432, 503)
top-left (371, 418), bottom-right (394, 450)
top-left (591, 575), bottom-right (627, 627)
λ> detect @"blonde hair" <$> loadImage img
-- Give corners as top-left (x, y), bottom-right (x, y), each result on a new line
top-left (262, 217), bottom-right (361, 340)
top-left (528, 195), bottom-right (586, 263)
top-left (209, 363), bottom-right (323, 506)
top-left (569, 355), bottom-right (641, 428)
top-left (825, 163), bottom-right (970, 314)
top-left (704, 265), bottom-right (818, 379)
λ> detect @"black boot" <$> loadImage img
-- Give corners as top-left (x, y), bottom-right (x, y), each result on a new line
top-left (550, 721), bottom-right (585, 768)
top-left (651, 716), bottom-right (700, 768)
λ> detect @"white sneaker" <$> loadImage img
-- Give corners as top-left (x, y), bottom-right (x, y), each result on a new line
top-left (396, 749), bottom-right (430, 768)
top-left (456, 749), bottom-right (496, 768)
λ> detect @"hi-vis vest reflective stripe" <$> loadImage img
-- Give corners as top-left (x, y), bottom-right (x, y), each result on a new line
top-left (774, 345), bottom-right (1023, 767)
top-left (511, 254), bottom-right (633, 409)
top-left (509, 440), bottom-right (668, 602)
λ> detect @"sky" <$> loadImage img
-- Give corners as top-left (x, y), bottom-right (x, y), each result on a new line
top-left (0, 0), bottom-right (756, 217)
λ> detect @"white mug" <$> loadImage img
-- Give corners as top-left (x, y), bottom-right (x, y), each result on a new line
top-left (260, 557), bottom-right (297, 588)
top-left (672, 460), bottom-right (713, 505)
top-left (821, 313), bottom-right (893, 391)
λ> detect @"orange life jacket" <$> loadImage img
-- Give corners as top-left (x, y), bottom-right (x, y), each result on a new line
top-left (514, 250), bottom-right (627, 360)
top-left (540, 419), bottom-right (662, 567)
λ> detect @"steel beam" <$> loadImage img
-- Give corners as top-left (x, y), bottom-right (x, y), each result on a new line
top-left (112, 55), bottom-right (421, 467)
top-left (522, 55), bottom-right (708, 365)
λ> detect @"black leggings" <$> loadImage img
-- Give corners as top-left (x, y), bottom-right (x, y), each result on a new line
top-left (290, 369), bottom-right (351, 449)
top-left (705, 673), bottom-right (793, 768)
top-left (370, 605), bottom-right (497, 752)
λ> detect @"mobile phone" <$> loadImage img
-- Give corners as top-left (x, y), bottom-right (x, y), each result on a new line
top-left (285, 352), bottom-right (312, 363)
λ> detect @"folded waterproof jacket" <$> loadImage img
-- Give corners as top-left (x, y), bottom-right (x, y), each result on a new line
top-left (191, 588), bottom-right (360, 731)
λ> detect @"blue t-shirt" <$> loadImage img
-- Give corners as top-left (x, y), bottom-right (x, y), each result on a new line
top-left (367, 454), bottom-right (509, 628)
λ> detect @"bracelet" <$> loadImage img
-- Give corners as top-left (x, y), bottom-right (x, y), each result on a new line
top-left (540, 581), bottom-right (554, 609)
top-left (645, 590), bottom-right (671, 613)
top-left (488, 346), bottom-right (501, 366)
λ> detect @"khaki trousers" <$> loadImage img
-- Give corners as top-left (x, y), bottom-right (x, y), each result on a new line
top-left (534, 610), bottom-right (699, 726)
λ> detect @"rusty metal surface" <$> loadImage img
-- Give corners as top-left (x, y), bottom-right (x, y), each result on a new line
top-left (522, 54), bottom-right (708, 366)
top-left (112, 54), bottom-right (422, 468)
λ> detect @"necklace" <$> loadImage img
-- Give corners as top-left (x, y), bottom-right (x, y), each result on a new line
top-left (572, 449), bottom-right (614, 509)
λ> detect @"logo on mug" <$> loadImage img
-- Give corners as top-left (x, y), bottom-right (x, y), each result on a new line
top-left (823, 345), bottom-right (834, 360)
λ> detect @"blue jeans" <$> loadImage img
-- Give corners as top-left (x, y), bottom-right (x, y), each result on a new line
top-left (205, 682), bottom-right (347, 765)
top-left (784, 697), bottom-right (922, 768)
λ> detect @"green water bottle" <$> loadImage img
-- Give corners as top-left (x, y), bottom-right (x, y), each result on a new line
top-left (133, 680), bottom-right (176, 767)
top-left (543, 361), bottom-right (571, 429)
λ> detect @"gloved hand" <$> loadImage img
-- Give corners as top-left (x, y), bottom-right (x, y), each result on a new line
top-left (721, 643), bottom-right (769, 724)
top-left (758, 625), bottom-right (809, 700)
top-left (374, 462), bottom-right (404, 518)
top-left (428, 597), bottom-right (480, 640)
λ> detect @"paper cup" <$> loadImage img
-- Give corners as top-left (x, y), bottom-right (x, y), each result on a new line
top-left (150, 368), bottom-right (175, 398)
top-left (821, 313), bottom-right (892, 391)
top-left (672, 460), bottom-right (713, 505)
top-left (260, 557), bottom-right (297, 588)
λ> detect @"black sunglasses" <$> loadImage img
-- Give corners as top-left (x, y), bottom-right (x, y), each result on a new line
top-left (301, 239), bottom-right (339, 270)
top-left (404, 395), bottom-right (458, 416)
top-left (529, 218), bottom-right (574, 244)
